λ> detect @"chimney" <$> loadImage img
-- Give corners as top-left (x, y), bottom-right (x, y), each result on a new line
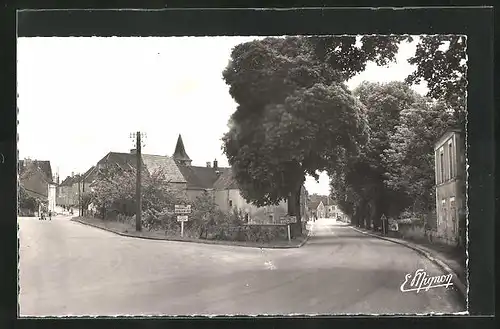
top-left (206, 162), bottom-right (211, 168)
top-left (71, 171), bottom-right (74, 177)
top-left (213, 159), bottom-right (218, 170)
top-left (130, 148), bottom-right (137, 154)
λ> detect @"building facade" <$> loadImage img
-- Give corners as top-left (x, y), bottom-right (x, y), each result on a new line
top-left (79, 134), bottom-right (309, 223)
top-left (172, 134), bottom-right (308, 224)
top-left (19, 159), bottom-right (57, 213)
top-left (434, 129), bottom-right (466, 246)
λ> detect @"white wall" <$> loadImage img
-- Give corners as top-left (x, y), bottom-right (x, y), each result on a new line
top-left (47, 184), bottom-right (56, 212)
top-left (215, 188), bottom-right (288, 223)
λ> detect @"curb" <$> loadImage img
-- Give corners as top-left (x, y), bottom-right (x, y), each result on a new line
top-left (349, 226), bottom-right (467, 299)
top-left (71, 218), bottom-right (310, 249)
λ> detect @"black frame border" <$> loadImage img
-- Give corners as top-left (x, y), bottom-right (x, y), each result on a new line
top-left (1, 4), bottom-right (495, 329)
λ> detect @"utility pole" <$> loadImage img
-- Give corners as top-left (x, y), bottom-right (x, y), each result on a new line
top-left (82, 174), bottom-right (85, 217)
top-left (136, 132), bottom-right (142, 231)
top-left (130, 131), bottom-right (147, 232)
top-left (78, 176), bottom-right (81, 217)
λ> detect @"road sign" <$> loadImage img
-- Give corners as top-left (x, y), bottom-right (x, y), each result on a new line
top-left (177, 215), bottom-right (189, 222)
top-left (175, 205), bottom-right (191, 214)
top-left (279, 215), bottom-right (297, 224)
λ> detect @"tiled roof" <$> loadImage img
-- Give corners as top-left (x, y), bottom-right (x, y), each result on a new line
top-left (142, 154), bottom-right (186, 183)
top-left (19, 159), bottom-right (53, 183)
top-left (177, 165), bottom-right (223, 189)
top-left (59, 176), bottom-right (74, 186)
top-left (96, 152), bottom-right (186, 183)
top-left (213, 168), bottom-right (239, 190)
top-left (82, 166), bottom-right (97, 182)
top-left (24, 186), bottom-right (48, 200)
top-left (308, 201), bottom-right (322, 210)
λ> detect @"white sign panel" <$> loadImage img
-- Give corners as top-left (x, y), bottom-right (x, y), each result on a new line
top-left (175, 205), bottom-right (191, 214)
top-left (177, 215), bottom-right (189, 222)
top-left (279, 215), bottom-right (297, 224)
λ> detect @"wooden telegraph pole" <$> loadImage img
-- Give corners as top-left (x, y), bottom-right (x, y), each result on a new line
top-left (78, 176), bottom-right (81, 217)
top-left (135, 131), bottom-right (142, 232)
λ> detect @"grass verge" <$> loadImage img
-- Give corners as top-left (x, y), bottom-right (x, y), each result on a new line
top-left (71, 216), bottom-right (310, 249)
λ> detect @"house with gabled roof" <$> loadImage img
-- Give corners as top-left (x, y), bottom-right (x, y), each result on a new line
top-left (61, 146), bottom-right (189, 213)
top-left (77, 134), bottom-right (309, 223)
top-left (19, 158), bottom-right (57, 212)
top-left (172, 134), bottom-right (224, 201)
top-left (89, 149), bottom-right (187, 191)
top-left (57, 173), bottom-right (80, 207)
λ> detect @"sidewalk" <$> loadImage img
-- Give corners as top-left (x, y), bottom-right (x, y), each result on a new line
top-left (350, 226), bottom-right (467, 298)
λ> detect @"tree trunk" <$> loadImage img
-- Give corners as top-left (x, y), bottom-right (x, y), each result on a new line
top-left (361, 201), bottom-right (369, 229)
top-left (288, 185), bottom-right (303, 238)
top-left (369, 199), bottom-right (382, 231)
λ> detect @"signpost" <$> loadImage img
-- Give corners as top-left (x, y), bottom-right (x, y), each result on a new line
top-left (279, 215), bottom-right (297, 242)
top-left (175, 205), bottom-right (191, 214)
top-left (175, 205), bottom-right (191, 237)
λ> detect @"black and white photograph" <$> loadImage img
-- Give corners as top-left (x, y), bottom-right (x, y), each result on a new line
top-left (16, 16), bottom-right (475, 317)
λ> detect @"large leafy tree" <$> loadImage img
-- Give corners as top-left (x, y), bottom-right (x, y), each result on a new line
top-left (222, 36), bottom-right (406, 236)
top-left (382, 101), bottom-right (457, 216)
top-left (406, 35), bottom-right (467, 124)
top-left (329, 81), bottom-right (423, 228)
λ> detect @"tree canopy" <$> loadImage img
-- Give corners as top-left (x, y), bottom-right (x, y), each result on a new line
top-left (406, 35), bottom-right (467, 122)
top-left (18, 184), bottom-right (41, 212)
top-left (222, 36), bottom-right (407, 235)
top-left (222, 35), bottom-right (466, 233)
top-left (91, 166), bottom-right (187, 217)
top-left (382, 101), bottom-right (457, 213)
top-left (329, 81), bottom-right (423, 227)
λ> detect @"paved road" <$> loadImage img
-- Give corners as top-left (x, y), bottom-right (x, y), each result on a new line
top-left (18, 216), bottom-right (464, 316)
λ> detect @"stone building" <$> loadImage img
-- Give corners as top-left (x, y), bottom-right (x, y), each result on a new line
top-left (434, 129), bottom-right (466, 246)
top-left (18, 158), bottom-right (57, 213)
top-left (78, 134), bottom-right (309, 223)
top-left (172, 134), bottom-right (308, 224)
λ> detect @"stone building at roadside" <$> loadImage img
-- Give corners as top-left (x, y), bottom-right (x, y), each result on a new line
top-left (433, 128), bottom-right (466, 246)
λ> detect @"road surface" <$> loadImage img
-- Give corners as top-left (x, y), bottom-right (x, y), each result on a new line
top-left (18, 216), bottom-right (465, 316)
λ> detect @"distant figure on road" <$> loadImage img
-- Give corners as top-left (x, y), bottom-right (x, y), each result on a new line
top-left (48, 211), bottom-right (52, 221)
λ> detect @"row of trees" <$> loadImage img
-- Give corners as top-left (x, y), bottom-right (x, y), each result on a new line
top-left (329, 82), bottom-right (458, 229)
top-left (221, 35), bottom-right (466, 235)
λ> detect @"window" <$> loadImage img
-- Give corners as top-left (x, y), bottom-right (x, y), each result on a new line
top-left (229, 200), bottom-right (233, 207)
top-left (439, 148), bottom-right (445, 183)
top-left (438, 199), bottom-right (446, 226)
top-left (448, 139), bottom-right (454, 179)
top-left (450, 197), bottom-right (456, 233)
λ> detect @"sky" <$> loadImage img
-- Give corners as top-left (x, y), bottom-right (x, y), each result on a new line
top-left (17, 36), bottom-right (427, 196)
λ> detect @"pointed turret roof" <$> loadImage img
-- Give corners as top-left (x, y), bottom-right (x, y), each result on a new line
top-left (173, 134), bottom-right (191, 161)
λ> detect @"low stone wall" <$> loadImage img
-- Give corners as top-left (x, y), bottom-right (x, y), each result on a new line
top-left (394, 221), bottom-right (458, 247)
